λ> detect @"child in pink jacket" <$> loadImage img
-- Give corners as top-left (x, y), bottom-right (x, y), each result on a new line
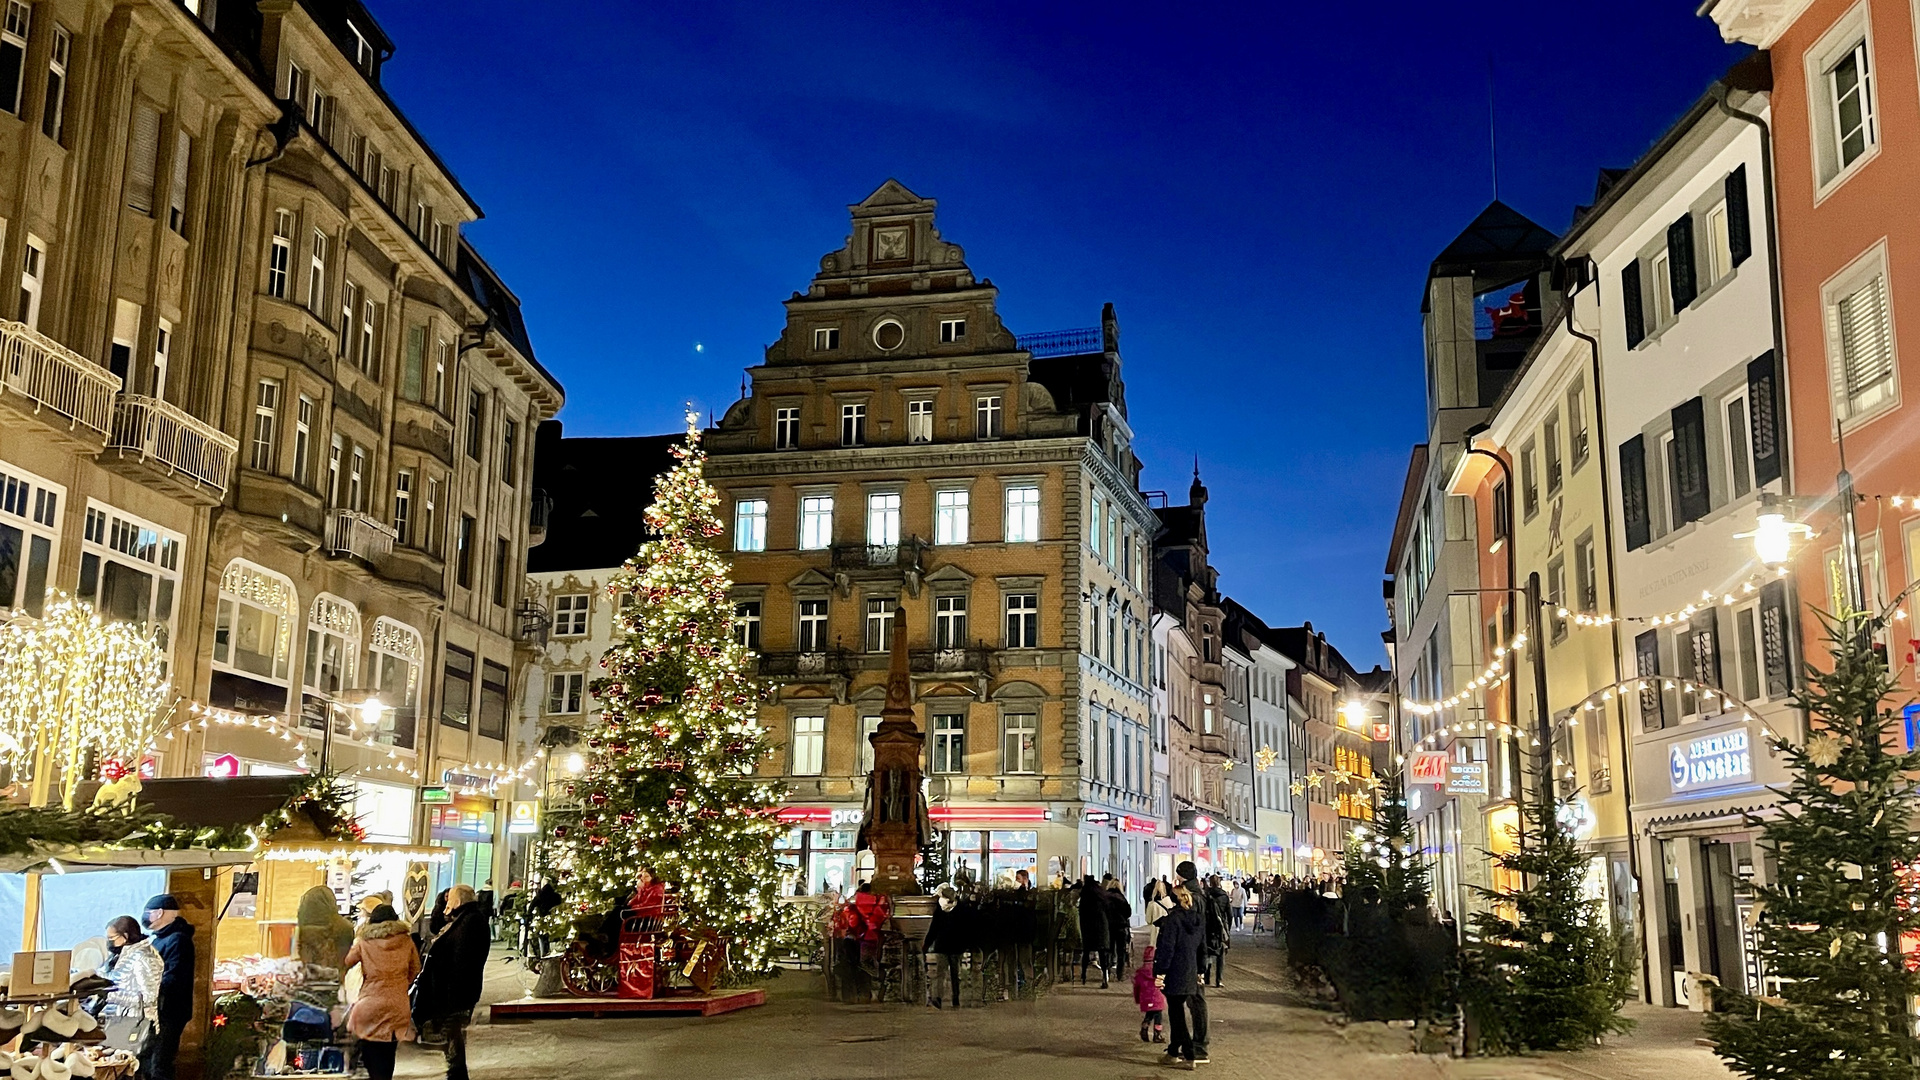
top-left (1132, 944), bottom-right (1167, 1042)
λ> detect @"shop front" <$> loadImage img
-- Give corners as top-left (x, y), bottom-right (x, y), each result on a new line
top-left (1079, 810), bottom-right (1158, 899)
top-left (1635, 713), bottom-right (1789, 1007)
top-left (428, 791), bottom-right (499, 893)
top-left (776, 804), bottom-right (1061, 893)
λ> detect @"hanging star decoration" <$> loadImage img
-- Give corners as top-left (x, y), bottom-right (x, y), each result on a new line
top-left (1333, 767), bottom-right (1357, 788)
top-left (1806, 732), bottom-right (1844, 768)
top-left (1289, 780), bottom-right (1305, 796)
top-left (1254, 746), bottom-right (1279, 772)
top-left (1305, 770), bottom-right (1326, 790)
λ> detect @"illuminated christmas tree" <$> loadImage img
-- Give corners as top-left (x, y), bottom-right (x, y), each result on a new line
top-left (543, 415), bottom-right (786, 974)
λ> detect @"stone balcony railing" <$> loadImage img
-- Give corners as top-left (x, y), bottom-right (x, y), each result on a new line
top-left (107, 394), bottom-right (239, 495)
top-left (0, 319), bottom-right (119, 439)
top-left (327, 509), bottom-right (397, 563)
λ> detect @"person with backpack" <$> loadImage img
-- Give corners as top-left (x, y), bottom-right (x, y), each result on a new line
top-left (1076, 876), bottom-right (1111, 987)
top-left (1202, 875), bottom-right (1231, 987)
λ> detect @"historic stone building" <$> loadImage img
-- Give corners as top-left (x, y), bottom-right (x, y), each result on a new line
top-left (706, 181), bottom-right (1159, 896)
top-left (0, 0), bottom-right (561, 897)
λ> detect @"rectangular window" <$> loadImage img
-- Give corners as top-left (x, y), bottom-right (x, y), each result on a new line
top-left (1003, 713), bottom-right (1037, 774)
top-left (1575, 532), bottom-right (1598, 612)
top-left (359, 298), bottom-right (377, 375)
top-left (1544, 412), bottom-right (1562, 494)
top-left (441, 645), bottom-right (473, 729)
top-left (347, 446), bottom-right (365, 510)
top-left (339, 281), bottom-right (357, 358)
top-left (1832, 270), bottom-right (1895, 423)
top-left (791, 716), bottom-right (825, 776)
top-left (1724, 389), bottom-right (1753, 499)
top-left (840, 403), bottom-right (865, 447)
top-left (1548, 556), bottom-right (1567, 642)
top-left (423, 478), bottom-right (439, 556)
top-left (865, 598), bottom-right (893, 653)
top-left (267, 211), bottom-right (292, 298)
top-left (492, 538), bottom-right (510, 606)
top-left (1088, 494), bottom-right (1103, 557)
top-left (76, 503), bottom-right (181, 642)
top-left (1491, 479), bottom-right (1510, 546)
top-left (434, 340), bottom-right (449, 411)
top-left (940, 318), bottom-right (966, 343)
top-left (455, 514), bottom-right (475, 589)
top-left (292, 396), bottom-right (313, 486)
top-left (40, 25), bottom-right (67, 141)
top-left (1520, 441), bottom-right (1538, 519)
top-left (935, 595), bottom-right (967, 649)
top-left (906, 399), bottom-right (933, 444)
top-left (547, 672), bottom-right (584, 715)
top-left (1651, 250), bottom-right (1674, 326)
top-left (307, 229), bottom-right (328, 312)
top-left (167, 129), bottom-right (190, 233)
top-left (812, 327), bottom-right (839, 351)
top-left (775, 407), bottom-right (800, 449)
top-left (502, 418), bottom-right (519, 486)
top-left (17, 235), bottom-right (44, 330)
top-left (733, 600), bottom-right (762, 650)
top-left (1005, 593), bottom-right (1038, 648)
top-left (975, 395), bottom-right (1002, 439)
top-left (798, 598), bottom-right (828, 652)
top-left (1705, 203), bottom-right (1732, 285)
top-left (466, 390), bottom-right (485, 459)
top-left (734, 499), bottom-right (768, 552)
top-left (402, 325), bottom-right (425, 400)
top-left (1733, 603), bottom-right (1762, 703)
top-left (1004, 485), bottom-right (1040, 542)
top-left (151, 320), bottom-right (171, 398)
top-left (799, 495), bottom-right (833, 550)
top-left (1567, 381), bottom-right (1590, 469)
top-left (0, 465), bottom-right (61, 617)
top-left (866, 492), bottom-right (901, 546)
top-left (478, 660), bottom-right (509, 740)
top-left (126, 102), bottom-right (160, 214)
top-left (393, 470), bottom-right (412, 546)
top-left (0, 1), bottom-right (23, 116)
top-left (934, 489), bottom-right (968, 545)
top-left (250, 380), bottom-right (279, 472)
top-left (431, 221), bottom-right (449, 262)
top-left (859, 715), bottom-right (882, 774)
top-left (1828, 40), bottom-right (1876, 172)
top-left (931, 714), bottom-right (966, 773)
top-left (552, 594), bottom-right (590, 637)
top-left (327, 434), bottom-right (342, 505)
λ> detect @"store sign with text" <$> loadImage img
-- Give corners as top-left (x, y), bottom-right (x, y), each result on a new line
top-left (1408, 751), bottom-right (1450, 786)
top-left (1445, 762), bottom-right (1487, 795)
top-left (1668, 726), bottom-right (1752, 794)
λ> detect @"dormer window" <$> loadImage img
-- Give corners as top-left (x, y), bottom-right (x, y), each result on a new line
top-left (347, 20), bottom-right (373, 74)
top-left (813, 327), bottom-right (840, 351)
top-left (940, 318), bottom-right (967, 343)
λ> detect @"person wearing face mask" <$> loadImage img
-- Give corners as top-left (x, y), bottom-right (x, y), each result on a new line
top-left (98, 916), bottom-right (161, 1053)
top-left (140, 895), bottom-right (195, 1080)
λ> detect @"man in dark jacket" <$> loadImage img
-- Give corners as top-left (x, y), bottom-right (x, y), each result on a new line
top-left (1152, 886), bottom-right (1210, 1065)
top-left (412, 884), bottom-right (491, 1080)
top-left (141, 895), bottom-right (194, 1080)
top-left (1103, 882), bottom-right (1134, 971)
top-left (1202, 875), bottom-right (1231, 987)
top-left (1075, 876), bottom-right (1109, 986)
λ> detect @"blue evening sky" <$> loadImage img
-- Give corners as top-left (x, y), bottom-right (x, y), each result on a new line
top-left (375, 2), bottom-right (1746, 667)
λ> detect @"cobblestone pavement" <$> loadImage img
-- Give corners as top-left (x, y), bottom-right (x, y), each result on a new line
top-left (375, 933), bottom-right (1735, 1080)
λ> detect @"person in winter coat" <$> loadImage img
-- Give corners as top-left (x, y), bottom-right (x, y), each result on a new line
top-left (411, 885), bottom-right (490, 1080)
top-left (141, 895), bottom-right (195, 1080)
top-left (1103, 882), bottom-right (1134, 971)
top-left (1202, 876), bottom-right (1232, 987)
top-left (1132, 944), bottom-right (1167, 1043)
top-left (1142, 878), bottom-right (1174, 947)
top-left (345, 905), bottom-right (420, 1080)
top-left (1151, 886), bottom-right (1210, 1066)
top-left (922, 884), bottom-right (967, 1008)
top-left (99, 915), bottom-right (162, 1040)
top-left (1075, 876), bottom-right (1110, 986)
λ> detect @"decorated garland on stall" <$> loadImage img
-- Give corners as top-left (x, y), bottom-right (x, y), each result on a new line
top-left (0, 771), bottom-right (362, 859)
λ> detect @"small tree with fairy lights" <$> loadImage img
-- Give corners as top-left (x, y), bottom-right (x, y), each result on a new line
top-left (1704, 613), bottom-right (1920, 1080)
top-left (541, 415), bottom-right (787, 975)
top-left (1344, 773), bottom-right (1430, 916)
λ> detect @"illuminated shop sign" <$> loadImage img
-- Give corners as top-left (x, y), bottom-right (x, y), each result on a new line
top-left (1669, 728), bottom-right (1752, 794)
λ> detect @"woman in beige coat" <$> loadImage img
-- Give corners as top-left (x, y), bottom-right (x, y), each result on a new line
top-left (344, 905), bottom-right (420, 1080)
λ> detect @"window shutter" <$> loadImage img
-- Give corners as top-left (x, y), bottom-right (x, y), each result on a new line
top-left (402, 326), bottom-right (425, 401)
top-left (1619, 434), bottom-right (1650, 550)
top-left (1635, 629), bottom-right (1664, 731)
top-left (1725, 165), bottom-right (1752, 267)
top-left (126, 103), bottom-right (161, 214)
top-left (1670, 396), bottom-right (1711, 524)
top-left (1689, 608), bottom-right (1722, 691)
top-left (168, 130), bottom-right (191, 229)
top-left (1620, 262), bottom-right (1645, 348)
top-left (1760, 580), bottom-right (1793, 697)
top-left (1667, 213), bottom-right (1697, 310)
top-left (1747, 350), bottom-right (1784, 486)
top-left (1835, 275), bottom-right (1893, 417)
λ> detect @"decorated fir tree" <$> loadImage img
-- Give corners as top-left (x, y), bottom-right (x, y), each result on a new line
top-left (1344, 773), bottom-right (1430, 917)
top-left (1462, 779), bottom-right (1633, 1052)
top-left (542, 416), bottom-right (787, 974)
top-left (1705, 615), bottom-right (1920, 1080)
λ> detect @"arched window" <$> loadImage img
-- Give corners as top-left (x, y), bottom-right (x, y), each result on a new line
top-left (368, 617), bottom-right (423, 750)
top-left (302, 594), bottom-right (361, 731)
top-left (1087, 700), bottom-right (1104, 783)
top-left (213, 560), bottom-right (295, 684)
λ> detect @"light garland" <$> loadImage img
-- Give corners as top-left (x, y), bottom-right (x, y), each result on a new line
top-left (263, 844), bottom-right (451, 864)
top-left (1401, 632), bottom-right (1526, 716)
top-left (1563, 575), bottom-right (1774, 628)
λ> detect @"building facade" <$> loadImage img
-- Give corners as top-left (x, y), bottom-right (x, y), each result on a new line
top-left (705, 181), bottom-right (1158, 898)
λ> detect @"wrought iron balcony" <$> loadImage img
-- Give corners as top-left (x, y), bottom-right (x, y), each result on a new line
top-left (515, 595), bottom-right (550, 647)
top-left (830, 538), bottom-right (927, 572)
top-left (758, 649), bottom-right (854, 679)
top-left (327, 509), bottom-right (397, 563)
top-left (528, 488), bottom-right (553, 547)
top-left (0, 320), bottom-right (119, 441)
top-left (105, 394), bottom-right (239, 497)
top-left (910, 645), bottom-right (993, 676)
top-left (1016, 326), bottom-right (1102, 358)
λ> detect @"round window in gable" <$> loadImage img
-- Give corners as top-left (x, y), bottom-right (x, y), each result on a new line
top-left (872, 319), bottom-right (905, 351)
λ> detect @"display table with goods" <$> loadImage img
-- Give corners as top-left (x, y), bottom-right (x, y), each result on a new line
top-left (0, 984), bottom-right (138, 1080)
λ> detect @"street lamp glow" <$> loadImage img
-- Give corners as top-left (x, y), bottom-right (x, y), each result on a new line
top-left (356, 696), bottom-right (389, 729)
top-left (563, 752), bottom-right (587, 775)
top-left (1339, 700), bottom-right (1368, 729)
top-left (1753, 512), bottom-right (1793, 568)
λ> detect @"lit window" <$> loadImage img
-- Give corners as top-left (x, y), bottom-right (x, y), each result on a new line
top-left (734, 499), bottom-right (768, 552)
top-left (1003, 713), bottom-right (1038, 774)
top-left (799, 495), bottom-right (834, 550)
top-left (393, 469), bottom-right (412, 545)
top-left (250, 380), bottom-right (280, 472)
top-left (41, 25), bottom-right (68, 142)
top-left (267, 211), bottom-right (292, 298)
top-left (1004, 485), bottom-right (1040, 542)
top-left (931, 714), bottom-right (966, 773)
top-left (907, 399), bottom-right (933, 444)
top-left (866, 492), bottom-right (901, 546)
top-left (934, 489), bottom-right (969, 545)
top-left (308, 229), bottom-right (328, 312)
top-left (791, 716), bottom-right (825, 776)
top-left (733, 600), bottom-right (762, 650)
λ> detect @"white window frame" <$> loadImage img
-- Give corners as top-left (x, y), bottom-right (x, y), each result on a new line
top-left (78, 501), bottom-right (183, 647)
top-left (302, 592), bottom-right (361, 698)
top-left (859, 714), bottom-right (882, 774)
top-left (1822, 240), bottom-right (1898, 431)
top-left (799, 494), bottom-right (834, 550)
top-left (906, 398), bottom-right (934, 444)
top-left (212, 558), bottom-right (295, 686)
top-left (42, 25), bottom-right (67, 142)
top-left (552, 594), bottom-right (590, 637)
top-left (293, 395), bottom-right (314, 486)
top-left (0, 463), bottom-right (62, 616)
top-left (1650, 249), bottom-right (1674, 327)
top-left (1805, 8), bottom-right (1880, 195)
top-left (865, 597), bottom-right (893, 653)
top-left (940, 317), bottom-right (967, 343)
top-left (348, 445), bottom-right (365, 511)
top-left (1005, 592), bottom-right (1038, 649)
top-left (733, 600), bottom-right (762, 650)
top-left (866, 491), bottom-right (901, 547)
top-left (307, 228), bottom-right (328, 312)
top-left (0, 2), bottom-right (24, 117)
top-left (931, 714), bottom-right (966, 774)
top-left (840, 402), bottom-right (866, 447)
top-left (1002, 712), bottom-right (1038, 774)
top-left (151, 319), bottom-right (172, 399)
top-left (797, 598), bottom-right (828, 653)
top-left (360, 297), bottom-right (377, 372)
top-left (1004, 483), bottom-right (1040, 543)
top-left (327, 433), bottom-right (343, 505)
top-left (975, 394), bottom-right (1002, 439)
top-left (547, 672), bottom-right (585, 716)
top-left (1705, 202), bottom-right (1733, 286)
top-left (734, 498), bottom-right (768, 552)
top-left (774, 406), bottom-right (800, 449)
top-left (393, 469), bottom-right (413, 545)
top-left (1722, 386), bottom-right (1755, 500)
top-left (934, 594), bottom-right (967, 649)
top-left (791, 715), bottom-right (825, 776)
top-left (250, 379), bottom-right (280, 472)
top-left (812, 327), bottom-right (839, 351)
top-left (934, 487), bottom-right (969, 545)
top-left (267, 211), bottom-right (292, 298)
top-left (18, 234), bottom-right (44, 330)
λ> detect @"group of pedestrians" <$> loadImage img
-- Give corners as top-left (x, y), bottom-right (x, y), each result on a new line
top-left (1072, 875), bottom-right (1133, 987)
top-left (93, 895), bottom-right (194, 1080)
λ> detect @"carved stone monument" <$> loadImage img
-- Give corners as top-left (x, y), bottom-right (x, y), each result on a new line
top-left (856, 608), bottom-right (932, 896)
